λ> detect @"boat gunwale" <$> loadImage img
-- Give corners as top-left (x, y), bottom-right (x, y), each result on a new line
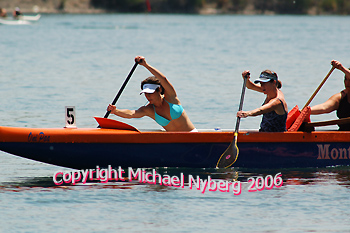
top-left (1, 126), bottom-right (350, 144)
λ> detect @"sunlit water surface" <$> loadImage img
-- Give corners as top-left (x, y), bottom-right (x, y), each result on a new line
top-left (0, 14), bottom-right (350, 232)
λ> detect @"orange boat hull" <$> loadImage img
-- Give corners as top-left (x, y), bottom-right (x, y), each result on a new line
top-left (0, 126), bottom-right (349, 169)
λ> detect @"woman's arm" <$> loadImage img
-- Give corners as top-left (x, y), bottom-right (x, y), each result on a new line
top-left (136, 56), bottom-right (177, 99)
top-left (332, 60), bottom-right (350, 78)
top-left (243, 70), bottom-right (264, 93)
top-left (107, 104), bottom-right (150, 119)
top-left (237, 98), bottom-right (283, 118)
top-left (310, 93), bottom-right (341, 115)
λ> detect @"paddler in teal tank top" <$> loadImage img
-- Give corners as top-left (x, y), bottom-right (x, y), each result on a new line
top-left (107, 56), bottom-right (197, 132)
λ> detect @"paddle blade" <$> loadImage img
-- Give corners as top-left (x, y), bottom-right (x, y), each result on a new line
top-left (216, 133), bottom-right (239, 168)
top-left (94, 117), bottom-right (140, 132)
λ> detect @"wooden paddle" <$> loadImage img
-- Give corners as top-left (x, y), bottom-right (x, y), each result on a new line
top-left (302, 67), bottom-right (335, 110)
top-left (216, 74), bottom-right (248, 168)
top-left (305, 117), bottom-right (350, 128)
top-left (97, 62), bottom-right (138, 127)
top-left (287, 66), bottom-right (336, 131)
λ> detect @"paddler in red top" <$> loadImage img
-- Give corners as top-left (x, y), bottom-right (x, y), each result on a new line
top-left (310, 60), bottom-right (350, 131)
top-left (107, 56), bottom-right (197, 132)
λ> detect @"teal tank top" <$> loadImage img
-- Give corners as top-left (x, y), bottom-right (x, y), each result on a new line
top-left (153, 100), bottom-right (184, 126)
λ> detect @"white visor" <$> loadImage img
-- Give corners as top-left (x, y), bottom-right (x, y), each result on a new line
top-left (140, 84), bottom-right (160, 95)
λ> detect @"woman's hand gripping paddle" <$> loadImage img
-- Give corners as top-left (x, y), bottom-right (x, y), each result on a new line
top-left (97, 62), bottom-right (138, 127)
top-left (216, 74), bottom-right (248, 168)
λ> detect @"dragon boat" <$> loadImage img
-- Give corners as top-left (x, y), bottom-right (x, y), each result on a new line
top-left (0, 117), bottom-right (349, 170)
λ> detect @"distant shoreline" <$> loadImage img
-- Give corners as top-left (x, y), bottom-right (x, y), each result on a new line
top-left (1, 10), bottom-right (348, 16)
top-left (1, 0), bottom-right (349, 15)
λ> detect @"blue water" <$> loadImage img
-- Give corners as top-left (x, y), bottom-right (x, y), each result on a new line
top-left (1, 14), bottom-right (350, 232)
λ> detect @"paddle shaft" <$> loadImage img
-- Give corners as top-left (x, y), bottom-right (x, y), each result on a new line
top-left (302, 67), bottom-right (335, 110)
top-left (103, 62), bottom-right (138, 119)
top-left (216, 74), bottom-right (248, 168)
top-left (235, 75), bottom-right (248, 132)
top-left (305, 116), bottom-right (350, 128)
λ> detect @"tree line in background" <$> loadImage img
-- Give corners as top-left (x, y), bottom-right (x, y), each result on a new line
top-left (90, 0), bottom-right (350, 14)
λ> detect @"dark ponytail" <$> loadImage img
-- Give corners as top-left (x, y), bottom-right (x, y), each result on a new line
top-left (262, 70), bottom-right (282, 89)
